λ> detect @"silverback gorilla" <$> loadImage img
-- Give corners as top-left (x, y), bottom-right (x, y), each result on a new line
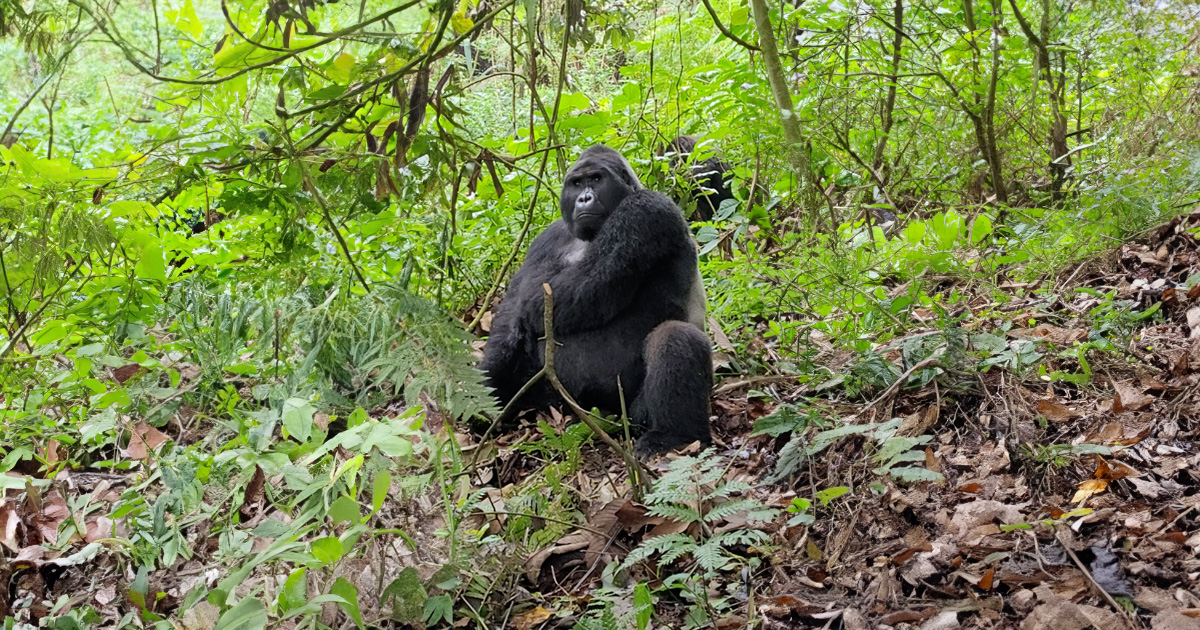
top-left (479, 145), bottom-right (713, 456)
top-left (662, 135), bottom-right (735, 222)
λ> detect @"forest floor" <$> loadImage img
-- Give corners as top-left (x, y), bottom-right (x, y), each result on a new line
top-left (462, 212), bottom-right (1200, 629)
top-left (6, 214), bottom-right (1200, 630)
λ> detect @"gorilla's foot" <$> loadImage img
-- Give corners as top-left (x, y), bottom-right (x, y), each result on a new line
top-left (635, 428), bottom-right (711, 459)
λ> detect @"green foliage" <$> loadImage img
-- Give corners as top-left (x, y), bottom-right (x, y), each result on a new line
top-left (622, 448), bottom-right (777, 626)
top-left (0, 0), bottom-right (1197, 625)
top-left (770, 417), bottom-right (945, 485)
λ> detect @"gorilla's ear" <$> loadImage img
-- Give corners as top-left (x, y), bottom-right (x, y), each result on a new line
top-left (612, 151), bottom-right (643, 190)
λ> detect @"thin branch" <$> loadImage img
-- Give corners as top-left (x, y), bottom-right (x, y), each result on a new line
top-left (859, 356), bottom-right (942, 418)
top-left (700, 0), bottom-right (759, 51)
top-left (539, 284), bottom-right (653, 499)
top-left (467, 147), bottom-right (553, 333)
top-left (69, 0), bottom-right (420, 86)
top-left (280, 128), bottom-right (371, 293)
top-left (1, 29), bottom-right (92, 141)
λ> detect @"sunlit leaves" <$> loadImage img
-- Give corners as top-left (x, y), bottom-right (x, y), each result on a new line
top-left (214, 598), bottom-right (267, 630)
top-left (282, 397), bottom-right (316, 443)
top-left (164, 0), bottom-right (204, 41)
top-left (134, 242), bottom-right (167, 283)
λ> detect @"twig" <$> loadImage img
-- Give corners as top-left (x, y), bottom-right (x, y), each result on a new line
top-left (280, 127), bottom-right (370, 293)
top-left (540, 284), bottom-right (652, 498)
top-left (467, 147), bottom-right (553, 332)
top-left (859, 356), bottom-right (942, 417)
top-left (700, 0), bottom-right (760, 51)
top-left (1054, 531), bottom-right (1137, 629)
top-left (473, 285), bottom-right (653, 498)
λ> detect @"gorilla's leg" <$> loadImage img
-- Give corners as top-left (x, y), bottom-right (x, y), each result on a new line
top-left (632, 321), bottom-right (713, 456)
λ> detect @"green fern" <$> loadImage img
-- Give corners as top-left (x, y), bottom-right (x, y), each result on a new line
top-left (292, 284), bottom-right (498, 420)
top-left (622, 449), bottom-right (779, 578)
top-left (769, 417), bottom-right (945, 484)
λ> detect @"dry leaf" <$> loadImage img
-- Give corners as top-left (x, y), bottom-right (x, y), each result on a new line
top-left (1010, 324), bottom-right (1087, 345)
top-left (978, 565), bottom-right (996, 590)
top-left (1072, 479), bottom-right (1108, 504)
top-left (85, 516), bottom-right (114, 543)
top-left (0, 501), bottom-right (20, 551)
top-left (1037, 399), bottom-right (1081, 423)
top-left (524, 499), bottom-right (630, 587)
top-left (126, 422), bottom-right (169, 460)
top-left (111, 363), bottom-right (142, 384)
top-left (1113, 381), bottom-right (1154, 413)
top-left (511, 606), bottom-right (553, 630)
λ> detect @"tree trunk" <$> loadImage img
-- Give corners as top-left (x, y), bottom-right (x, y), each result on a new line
top-left (872, 0), bottom-right (904, 176)
top-left (1010, 0), bottom-right (1070, 202)
top-left (748, 0), bottom-right (815, 194)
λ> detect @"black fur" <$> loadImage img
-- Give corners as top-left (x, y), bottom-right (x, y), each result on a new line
top-left (662, 135), bottom-right (735, 222)
top-left (480, 145), bottom-right (712, 456)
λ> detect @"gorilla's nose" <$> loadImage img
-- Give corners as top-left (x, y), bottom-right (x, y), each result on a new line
top-left (576, 189), bottom-right (595, 213)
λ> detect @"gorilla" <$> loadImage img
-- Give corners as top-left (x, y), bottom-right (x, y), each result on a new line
top-left (479, 145), bottom-right (713, 456)
top-left (661, 135), bottom-right (735, 222)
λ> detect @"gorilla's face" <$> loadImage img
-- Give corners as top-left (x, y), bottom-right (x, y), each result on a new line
top-left (561, 146), bottom-right (641, 241)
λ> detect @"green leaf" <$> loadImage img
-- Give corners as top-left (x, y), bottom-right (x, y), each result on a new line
top-left (382, 567), bottom-right (426, 623)
top-left (815, 486), bottom-right (850, 506)
top-left (422, 594), bottom-right (454, 625)
top-left (311, 537), bottom-right (344, 565)
top-left (214, 598), bottom-right (267, 630)
top-left (970, 213), bottom-right (993, 244)
top-left (166, 0), bottom-right (204, 39)
top-left (450, 11), bottom-right (474, 35)
top-left (31, 320), bottom-right (73, 346)
top-left (135, 242), bottom-right (168, 283)
top-left (329, 496), bottom-right (362, 525)
top-left (633, 582), bottom-right (653, 630)
top-left (278, 567), bottom-right (308, 613)
top-left (752, 404), bottom-right (809, 436)
top-left (330, 578), bottom-right (364, 629)
top-left (282, 397), bottom-right (316, 443)
top-left (372, 471), bottom-right (391, 514)
top-left (329, 53), bottom-right (355, 83)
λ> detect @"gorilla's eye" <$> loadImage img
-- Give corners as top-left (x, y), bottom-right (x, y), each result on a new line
top-left (590, 174), bottom-right (601, 183)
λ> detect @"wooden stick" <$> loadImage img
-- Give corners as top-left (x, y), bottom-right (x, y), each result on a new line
top-left (539, 284), bottom-right (652, 498)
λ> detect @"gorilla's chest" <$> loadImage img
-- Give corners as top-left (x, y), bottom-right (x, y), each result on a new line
top-left (562, 240), bottom-right (589, 265)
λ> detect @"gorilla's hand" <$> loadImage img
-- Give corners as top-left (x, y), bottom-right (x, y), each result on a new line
top-left (547, 190), bottom-right (691, 336)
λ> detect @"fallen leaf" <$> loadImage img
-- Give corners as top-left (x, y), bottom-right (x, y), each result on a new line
top-left (1072, 479), bottom-right (1108, 504)
top-left (1093, 458), bottom-right (1139, 481)
top-left (0, 502), bottom-right (20, 551)
top-left (511, 606), bottom-right (553, 630)
top-left (239, 466), bottom-right (266, 520)
top-left (95, 584), bottom-right (117, 606)
top-left (112, 363), bottom-right (142, 384)
top-left (978, 565), bottom-right (996, 590)
top-left (1113, 381), bottom-right (1154, 413)
top-left (525, 499), bottom-right (630, 588)
top-left (85, 516), bottom-right (113, 543)
top-left (126, 422), bottom-right (169, 460)
top-left (1010, 324), bottom-right (1087, 345)
top-left (1037, 399), bottom-right (1081, 423)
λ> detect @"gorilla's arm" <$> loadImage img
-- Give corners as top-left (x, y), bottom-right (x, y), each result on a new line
top-left (548, 190), bottom-right (691, 335)
top-left (479, 222), bottom-right (571, 400)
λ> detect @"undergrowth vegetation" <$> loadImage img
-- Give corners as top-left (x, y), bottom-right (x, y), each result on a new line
top-left (1, 0), bottom-right (1198, 626)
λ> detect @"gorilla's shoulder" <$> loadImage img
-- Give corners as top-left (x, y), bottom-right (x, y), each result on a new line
top-left (527, 220), bottom-right (572, 254)
top-left (618, 189), bottom-right (687, 223)
top-left (534, 220), bottom-right (570, 240)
